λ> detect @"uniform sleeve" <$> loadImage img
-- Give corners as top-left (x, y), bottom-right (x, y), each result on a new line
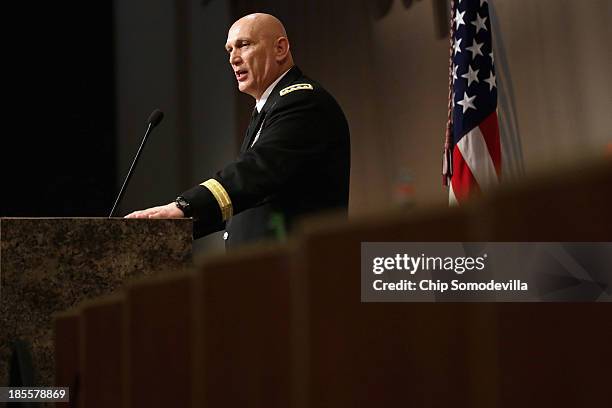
top-left (181, 91), bottom-right (330, 230)
top-left (181, 185), bottom-right (225, 238)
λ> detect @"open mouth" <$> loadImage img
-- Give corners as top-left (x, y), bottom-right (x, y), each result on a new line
top-left (235, 70), bottom-right (248, 81)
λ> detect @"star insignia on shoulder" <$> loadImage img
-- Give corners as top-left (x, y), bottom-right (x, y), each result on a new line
top-left (279, 83), bottom-right (313, 96)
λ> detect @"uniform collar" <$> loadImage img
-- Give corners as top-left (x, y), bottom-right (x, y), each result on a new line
top-left (255, 66), bottom-right (302, 113)
top-left (255, 69), bottom-right (291, 113)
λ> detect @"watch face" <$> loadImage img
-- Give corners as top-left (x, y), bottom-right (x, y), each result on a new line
top-left (175, 199), bottom-right (189, 217)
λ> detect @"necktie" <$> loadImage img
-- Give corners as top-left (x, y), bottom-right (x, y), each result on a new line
top-left (246, 107), bottom-right (260, 135)
top-left (240, 108), bottom-right (260, 153)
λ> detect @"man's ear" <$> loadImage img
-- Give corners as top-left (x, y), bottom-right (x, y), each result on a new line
top-left (276, 37), bottom-right (290, 61)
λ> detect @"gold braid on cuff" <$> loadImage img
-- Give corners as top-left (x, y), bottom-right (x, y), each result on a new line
top-left (201, 179), bottom-right (233, 221)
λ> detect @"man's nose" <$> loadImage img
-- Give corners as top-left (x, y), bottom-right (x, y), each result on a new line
top-left (229, 51), bottom-right (241, 66)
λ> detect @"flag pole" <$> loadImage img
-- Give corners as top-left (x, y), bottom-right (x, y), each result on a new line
top-left (443, 0), bottom-right (456, 187)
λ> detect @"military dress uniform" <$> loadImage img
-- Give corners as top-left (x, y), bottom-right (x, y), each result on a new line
top-left (178, 66), bottom-right (350, 249)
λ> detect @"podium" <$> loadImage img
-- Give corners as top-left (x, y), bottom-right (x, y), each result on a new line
top-left (0, 217), bottom-right (192, 387)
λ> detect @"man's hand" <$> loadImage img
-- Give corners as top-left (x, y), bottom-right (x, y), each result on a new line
top-left (124, 202), bottom-right (185, 219)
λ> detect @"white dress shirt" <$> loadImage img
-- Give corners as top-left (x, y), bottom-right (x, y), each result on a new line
top-left (255, 68), bottom-right (291, 113)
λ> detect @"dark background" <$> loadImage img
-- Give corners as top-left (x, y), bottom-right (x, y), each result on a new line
top-left (2, 0), bottom-right (609, 223)
top-left (2, 3), bottom-right (116, 217)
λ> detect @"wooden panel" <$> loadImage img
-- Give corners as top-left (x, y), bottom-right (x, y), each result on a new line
top-left (192, 244), bottom-right (292, 408)
top-left (496, 303), bottom-right (612, 406)
top-left (288, 159), bottom-right (612, 407)
top-left (79, 294), bottom-right (124, 408)
top-left (290, 207), bottom-right (489, 408)
top-left (474, 160), bottom-right (612, 241)
top-left (124, 271), bottom-right (196, 408)
top-left (475, 159), bottom-right (612, 407)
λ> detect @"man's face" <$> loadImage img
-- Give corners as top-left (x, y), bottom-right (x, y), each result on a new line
top-left (225, 19), bottom-right (278, 100)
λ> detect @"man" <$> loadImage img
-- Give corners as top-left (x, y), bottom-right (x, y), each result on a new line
top-left (126, 13), bottom-right (350, 249)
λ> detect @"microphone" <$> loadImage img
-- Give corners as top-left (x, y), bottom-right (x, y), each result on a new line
top-left (108, 109), bottom-right (164, 218)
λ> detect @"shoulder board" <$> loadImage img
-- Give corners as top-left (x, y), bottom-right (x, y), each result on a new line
top-left (279, 83), bottom-right (314, 96)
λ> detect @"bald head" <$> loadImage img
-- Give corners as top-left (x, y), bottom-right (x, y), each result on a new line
top-left (231, 13), bottom-right (287, 40)
top-left (226, 13), bottom-right (294, 100)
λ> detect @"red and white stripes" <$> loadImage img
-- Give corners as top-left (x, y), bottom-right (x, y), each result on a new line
top-left (450, 111), bottom-right (501, 204)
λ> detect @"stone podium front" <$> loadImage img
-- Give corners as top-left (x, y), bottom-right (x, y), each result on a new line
top-left (0, 218), bottom-right (192, 387)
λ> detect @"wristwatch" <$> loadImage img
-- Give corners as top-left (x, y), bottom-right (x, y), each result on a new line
top-left (174, 196), bottom-right (192, 218)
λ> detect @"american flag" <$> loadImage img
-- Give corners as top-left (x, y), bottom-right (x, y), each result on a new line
top-left (443, 0), bottom-right (501, 204)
